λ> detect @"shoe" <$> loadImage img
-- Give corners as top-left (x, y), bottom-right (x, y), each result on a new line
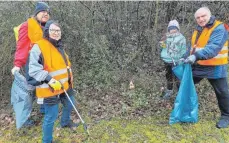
top-left (23, 119), bottom-right (34, 127)
top-left (163, 90), bottom-right (173, 100)
top-left (216, 117), bottom-right (229, 128)
top-left (61, 120), bottom-right (79, 129)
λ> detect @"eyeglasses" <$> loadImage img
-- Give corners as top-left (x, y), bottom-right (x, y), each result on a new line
top-left (49, 29), bottom-right (61, 34)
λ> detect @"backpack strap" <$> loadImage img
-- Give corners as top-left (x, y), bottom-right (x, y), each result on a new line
top-left (13, 24), bottom-right (22, 42)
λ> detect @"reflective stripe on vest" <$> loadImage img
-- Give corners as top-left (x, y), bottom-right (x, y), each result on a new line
top-left (191, 20), bottom-right (228, 66)
top-left (35, 39), bottom-right (73, 98)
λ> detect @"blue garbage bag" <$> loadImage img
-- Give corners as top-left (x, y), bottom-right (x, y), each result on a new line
top-left (169, 64), bottom-right (198, 124)
top-left (11, 71), bottom-right (35, 129)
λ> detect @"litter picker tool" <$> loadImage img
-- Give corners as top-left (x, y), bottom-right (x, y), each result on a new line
top-left (62, 87), bottom-right (89, 135)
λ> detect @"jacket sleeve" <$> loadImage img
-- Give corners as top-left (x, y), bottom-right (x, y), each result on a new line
top-left (25, 44), bottom-right (52, 86)
top-left (182, 42), bottom-right (191, 59)
top-left (14, 22), bottom-right (31, 68)
top-left (180, 36), bottom-right (187, 58)
top-left (194, 24), bottom-right (228, 60)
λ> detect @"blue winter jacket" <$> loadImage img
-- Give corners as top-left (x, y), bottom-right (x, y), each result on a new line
top-left (160, 33), bottom-right (187, 63)
top-left (192, 16), bottom-right (228, 79)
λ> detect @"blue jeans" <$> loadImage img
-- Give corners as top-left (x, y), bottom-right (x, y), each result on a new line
top-left (40, 104), bottom-right (45, 114)
top-left (42, 95), bottom-right (75, 143)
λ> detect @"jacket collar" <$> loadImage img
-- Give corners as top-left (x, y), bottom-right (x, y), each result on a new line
top-left (195, 16), bottom-right (216, 31)
top-left (166, 32), bottom-right (181, 38)
top-left (47, 37), bottom-right (62, 49)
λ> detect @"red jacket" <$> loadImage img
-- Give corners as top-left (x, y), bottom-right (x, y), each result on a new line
top-left (14, 22), bottom-right (30, 68)
top-left (14, 18), bottom-right (44, 68)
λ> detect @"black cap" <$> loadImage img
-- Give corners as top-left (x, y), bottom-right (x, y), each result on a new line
top-left (34, 2), bottom-right (50, 16)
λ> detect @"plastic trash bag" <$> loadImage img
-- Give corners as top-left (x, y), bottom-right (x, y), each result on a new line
top-left (169, 64), bottom-right (198, 124)
top-left (11, 71), bottom-right (35, 129)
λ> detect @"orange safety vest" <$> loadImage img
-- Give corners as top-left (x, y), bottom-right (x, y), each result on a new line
top-left (27, 17), bottom-right (43, 44)
top-left (14, 17), bottom-right (43, 45)
top-left (191, 20), bottom-right (228, 66)
top-left (35, 39), bottom-right (73, 98)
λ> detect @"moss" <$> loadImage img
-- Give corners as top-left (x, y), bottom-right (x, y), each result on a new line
top-left (1, 116), bottom-right (229, 143)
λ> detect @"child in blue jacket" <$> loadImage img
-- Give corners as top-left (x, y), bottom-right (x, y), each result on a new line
top-left (160, 20), bottom-right (187, 99)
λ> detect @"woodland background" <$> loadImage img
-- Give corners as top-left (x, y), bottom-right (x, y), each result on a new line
top-left (0, 1), bottom-right (229, 142)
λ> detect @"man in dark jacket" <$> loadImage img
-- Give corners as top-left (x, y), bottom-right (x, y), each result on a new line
top-left (185, 7), bottom-right (229, 128)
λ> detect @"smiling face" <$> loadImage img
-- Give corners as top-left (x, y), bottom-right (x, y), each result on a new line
top-left (195, 8), bottom-right (211, 27)
top-left (36, 11), bottom-right (50, 23)
top-left (49, 24), bottom-right (61, 40)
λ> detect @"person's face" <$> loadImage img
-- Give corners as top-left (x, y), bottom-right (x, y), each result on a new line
top-left (169, 29), bottom-right (178, 34)
top-left (49, 24), bottom-right (61, 40)
top-left (36, 11), bottom-right (50, 23)
top-left (195, 9), bottom-right (210, 27)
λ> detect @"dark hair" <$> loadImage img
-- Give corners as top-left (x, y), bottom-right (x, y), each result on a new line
top-left (52, 22), bottom-right (61, 29)
top-left (43, 20), bottom-right (61, 38)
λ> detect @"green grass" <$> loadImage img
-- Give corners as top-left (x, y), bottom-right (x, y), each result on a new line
top-left (1, 115), bottom-right (229, 143)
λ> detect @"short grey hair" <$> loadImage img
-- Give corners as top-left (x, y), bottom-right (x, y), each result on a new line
top-left (194, 7), bottom-right (211, 18)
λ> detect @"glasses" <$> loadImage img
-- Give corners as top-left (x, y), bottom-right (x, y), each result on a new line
top-left (49, 29), bottom-right (61, 34)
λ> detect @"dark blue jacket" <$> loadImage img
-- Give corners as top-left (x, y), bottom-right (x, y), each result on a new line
top-left (192, 16), bottom-right (228, 79)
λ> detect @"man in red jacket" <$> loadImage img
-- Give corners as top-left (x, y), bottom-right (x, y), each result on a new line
top-left (11, 2), bottom-right (50, 127)
top-left (11, 2), bottom-right (50, 75)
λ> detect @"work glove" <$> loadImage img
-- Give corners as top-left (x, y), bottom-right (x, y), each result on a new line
top-left (174, 58), bottom-right (185, 65)
top-left (184, 55), bottom-right (196, 64)
top-left (179, 58), bottom-right (185, 62)
top-left (159, 41), bottom-right (166, 48)
top-left (11, 66), bottom-right (20, 75)
top-left (48, 78), bottom-right (62, 91)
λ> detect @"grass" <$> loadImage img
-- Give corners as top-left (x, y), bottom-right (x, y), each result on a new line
top-left (0, 83), bottom-right (226, 143)
top-left (1, 114), bottom-right (229, 143)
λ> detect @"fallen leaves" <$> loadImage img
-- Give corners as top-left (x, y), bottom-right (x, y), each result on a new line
top-left (0, 113), bottom-right (14, 128)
